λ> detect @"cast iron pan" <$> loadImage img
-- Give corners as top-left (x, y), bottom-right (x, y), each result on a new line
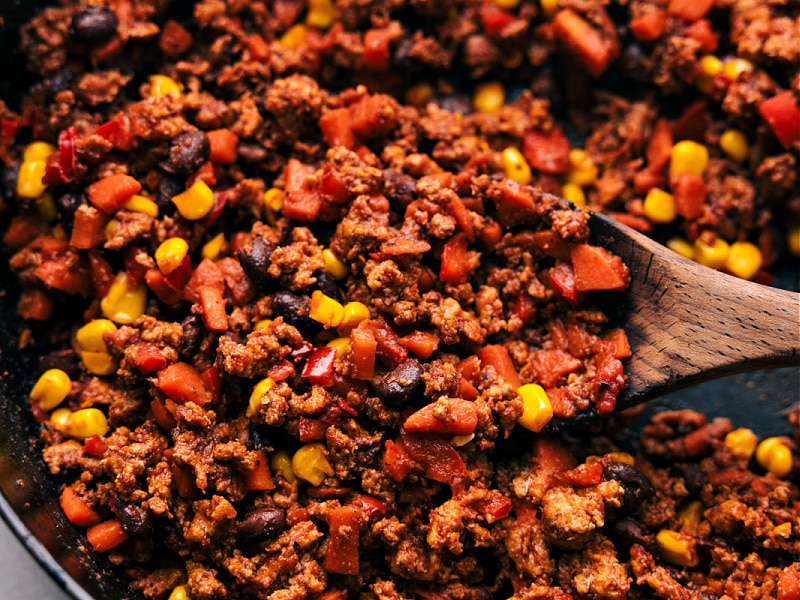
top-left (0, 3), bottom-right (798, 599)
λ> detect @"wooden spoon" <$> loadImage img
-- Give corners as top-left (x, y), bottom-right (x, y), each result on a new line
top-left (547, 211), bottom-right (800, 431)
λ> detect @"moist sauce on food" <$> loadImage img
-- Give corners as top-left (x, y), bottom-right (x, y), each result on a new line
top-left (1, 1), bottom-right (798, 599)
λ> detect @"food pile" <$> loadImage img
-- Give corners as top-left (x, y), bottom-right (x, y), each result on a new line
top-left (0, 0), bottom-right (798, 599)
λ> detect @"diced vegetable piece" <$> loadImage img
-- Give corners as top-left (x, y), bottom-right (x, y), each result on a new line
top-left (629, 9), bottom-right (666, 42)
top-left (86, 519), bottom-right (129, 552)
top-left (549, 260), bottom-right (577, 301)
top-left (301, 346), bottom-right (338, 387)
top-left (517, 384), bottom-right (554, 432)
top-left (657, 529), bottom-right (699, 567)
top-left (282, 158), bottom-right (323, 221)
top-left (64, 408), bottom-right (109, 439)
top-left (403, 398), bottom-right (478, 435)
top-left (292, 443), bottom-right (334, 485)
top-left (349, 324), bottom-right (377, 380)
top-left (325, 505), bottom-right (363, 575)
top-left (60, 486), bottom-right (101, 527)
top-left (570, 243), bottom-right (629, 292)
top-left (522, 127), bottom-right (571, 173)
top-left (242, 449), bottom-right (275, 491)
top-left (553, 9), bottom-right (617, 78)
top-left (156, 362), bottom-right (211, 406)
top-left (440, 235), bottom-right (474, 284)
top-left (400, 429), bottom-right (468, 486)
top-left (667, 0), bottom-right (713, 22)
top-left (477, 344), bottom-right (521, 387)
top-left (70, 204), bottom-right (108, 250)
top-left (758, 91), bottom-right (800, 150)
top-left (383, 439), bottom-right (414, 482)
top-left (87, 174), bottom-right (142, 214)
top-left (30, 368), bottom-right (72, 410)
top-left (206, 128), bottom-right (238, 164)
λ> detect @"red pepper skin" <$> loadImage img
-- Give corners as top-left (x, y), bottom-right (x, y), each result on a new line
top-left (400, 428), bottom-right (468, 487)
top-left (564, 462), bottom-right (604, 486)
top-left (301, 346), bottom-right (338, 387)
top-left (523, 127), bottom-right (572, 174)
top-left (440, 235), bottom-right (472, 284)
top-left (42, 126), bottom-right (81, 185)
top-left (83, 434), bottom-right (109, 458)
top-left (758, 91), bottom-right (800, 150)
top-left (549, 260), bottom-right (577, 301)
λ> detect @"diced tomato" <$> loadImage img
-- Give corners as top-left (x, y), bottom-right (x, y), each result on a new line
top-left (629, 9), bottom-right (666, 42)
top-left (440, 235), bottom-right (474, 284)
top-left (83, 434), bottom-right (109, 458)
top-left (549, 260), bottom-right (577, 301)
top-left (363, 28), bottom-right (392, 71)
top-left (206, 128), bottom-right (238, 164)
top-left (569, 243), bottom-right (629, 292)
top-left (282, 158), bottom-right (323, 221)
top-left (479, 3), bottom-right (517, 37)
top-left (670, 173), bottom-right (706, 220)
top-left (564, 462), bottom-right (603, 486)
top-left (522, 127), bottom-right (571, 174)
top-left (398, 331), bottom-right (440, 359)
top-left (156, 362), bottom-right (211, 406)
top-left (477, 344), bottom-right (521, 388)
top-left (553, 9), bottom-right (618, 78)
top-left (667, 0), bottom-right (713, 22)
top-left (324, 505), bottom-right (363, 575)
top-left (348, 94), bottom-right (397, 138)
top-left (93, 113), bottom-right (134, 151)
top-left (34, 256), bottom-right (93, 295)
top-left (383, 439), bottom-right (414, 482)
top-left (530, 349), bottom-right (583, 389)
top-left (130, 343), bottom-right (168, 374)
top-left (70, 205), bottom-right (108, 250)
top-left (400, 429), bottom-right (468, 487)
top-left (404, 398), bottom-right (478, 436)
top-left (473, 495), bottom-right (513, 523)
top-left (354, 494), bottom-right (390, 519)
top-left (301, 346), bottom-right (338, 387)
top-left (684, 18), bottom-right (718, 52)
top-left (242, 449), bottom-right (275, 492)
top-left (319, 108), bottom-right (357, 149)
top-left (758, 91), bottom-right (800, 150)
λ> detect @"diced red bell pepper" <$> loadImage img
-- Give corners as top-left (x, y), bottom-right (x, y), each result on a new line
top-left (479, 3), bottom-right (517, 37)
top-left (629, 9), bottom-right (666, 42)
top-left (324, 505), bottom-right (363, 575)
top-left (93, 113), bottom-right (134, 151)
top-left (473, 495), bottom-right (512, 523)
top-left (206, 128), bottom-right (239, 164)
top-left (363, 318), bottom-right (408, 368)
top-left (130, 342), bottom-right (168, 374)
top-left (400, 429), bottom-right (468, 487)
top-left (684, 18), bottom-right (718, 53)
top-left (363, 28), bottom-right (392, 71)
top-left (778, 564), bottom-right (800, 600)
top-left (60, 486), bottom-right (101, 528)
top-left (156, 362), bottom-right (211, 406)
top-left (440, 235), bottom-right (473, 284)
top-left (301, 346), bottom-right (338, 387)
top-left (282, 158), bottom-right (323, 221)
top-left (87, 174), bottom-right (142, 214)
top-left (549, 260), bottom-right (577, 301)
top-left (398, 331), bottom-right (440, 359)
top-left (383, 439), bottom-right (414, 482)
top-left (553, 9), bottom-right (617, 78)
top-left (403, 398), bottom-right (478, 436)
top-left (354, 494), bottom-right (390, 519)
top-left (319, 108), bottom-right (357, 149)
top-left (34, 256), bottom-right (93, 295)
top-left (145, 268), bottom-right (183, 305)
top-left (200, 366), bottom-right (222, 401)
top-left (42, 126), bottom-right (81, 186)
top-left (149, 398), bottom-right (177, 430)
top-left (70, 205), bottom-right (108, 250)
top-left (758, 91), bottom-right (800, 150)
top-left (564, 462), bottom-right (603, 486)
top-left (530, 349), bottom-right (583, 389)
top-left (83, 434), bottom-right (109, 458)
top-left (667, 0), bottom-right (713, 22)
top-left (350, 324), bottom-right (377, 380)
top-left (477, 345), bottom-right (521, 388)
top-left (86, 519), bottom-right (129, 552)
top-left (242, 449), bottom-right (275, 492)
top-left (246, 32), bottom-right (270, 61)
top-left (522, 127), bottom-right (571, 174)
top-left (569, 243), bottom-right (629, 292)
top-left (670, 173), bottom-right (706, 220)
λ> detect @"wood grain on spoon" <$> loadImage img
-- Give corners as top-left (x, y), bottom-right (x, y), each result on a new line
top-left (548, 211), bottom-right (799, 431)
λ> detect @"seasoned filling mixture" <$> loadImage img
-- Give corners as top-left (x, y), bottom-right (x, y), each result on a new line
top-left (0, 1), bottom-right (798, 599)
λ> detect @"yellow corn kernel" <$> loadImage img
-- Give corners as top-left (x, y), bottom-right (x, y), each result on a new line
top-left (322, 248), bottom-right (348, 281)
top-left (603, 452), bottom-right (635, 466)
top-left (263, 187), bottom-right (284, 213)
top-left (719, 129), bottom-right (749, 163)
top-left (253, 318), bottom-right (273, 332)
top-left (292, 443), bottom-right (334, 486)
top-left (17, 160), bottom-right (48, 199)
top-left (725, 427), bottom-right (758, 458)
top-left (643, 188), bottom-right (676, 224)
top-left (247, 377), bottom-right (275, 419)
top-left (338, 301), bottom-right (371, 334)
top-left (517, 383), bottom-right (554, 432)
top-left (51, 224), bottom-right (68, 240)
top-left (76, 319), bottom-right (118, 353)
top-left (788, 225), bottom-right (800, 258)
top-left (172, 181), bottom-right (215, 221)
top-left (699, 55), bottom-right (724, 78)
top-left (309, 290), bottom-right (344, 328)
top-left (693, 236), bottom-right (730, 270)
top-left (104, 218), bottom-right (120, 242)
top-left (270, 450), bottom-right (296, 483)
top-left (501, 146), bottom-right (532, 185)
top-left (80, 351), bottom-right (118, 376)
top-left (677, 500), bottom-right (704, 532)
top-left (155, 237), bottom-right (190, 275)
top-left (495, 0), bottom-right (521, 8)
top-left (50, 407), bottom-right (72, 432)
top-left (540, 0), bottom-right (559, 18)
top-left (755, 437), bottom-right (793, 478)
top-left (773, 522), bottom-right (792, 539)
top-left (149, 74), bottom-right (182, 98)
top-left (561, 183), bottom-right (587, 209)
top-left (280, 24), bottom-right (307, 48)
top-left (656, 529), bottom-right (699, 567)
top-left (326, 337), bottom-right (351, 359)
top-left (23, 141), bottom-right (56, 162)
top-left (405, 83), bottom-right (433, 108)
top-left (670, 140), bottom-right (709, 178)
top-left (667, 237), bottom-right (695, 260)
top-left (168, 585), bottom-right (189, 600)
top-left (101, 272), bottom-right (147, 324)
top-left (123, 194), bottom-right (159, 218)
top-left (565, 149), bottom-right (598, 187)
top-left (451, 433), bottom-right (475, 447)
top-left (37, 192), bottom-right (58, 222)
top-left (30, 369), bottom-right (72, 411)
top-left (63, 408), bottom-right (109, 440)
top-left (473, 82), bottom-right (505, 114)
top-left (724, 241), bottom-right (762, 280)
top-left (306, 0), bottom-right (335, 29)
top-left (202, 233), bottom-right (226, 261)
top-left (722, 58), bottom-right (753, 82)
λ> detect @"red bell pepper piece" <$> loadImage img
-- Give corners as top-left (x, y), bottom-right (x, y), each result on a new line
top-left (383, 439), bottom-right (415, 482)
top-left (629, 9), bottom-right (666, 43)
top-left (758, 91), bottom-right (800, 150)
top-left (479, 3), bottom-right (516, 37)
top-left (549, 260), bottom-right (578, 301)
top-left (473, 495), bottom-right (512, 523)
top-left (156, 362), bottom-right (211, 406)
top-left (778, 564), bottom-right (800, 600)
top-left (83, 434), bottom-right (109, 458)
top-left (553, 9), bottom-right (617, 78)
top-left (282, 158), bottom-right (323, 221)
top-left (403, 398), bottom-right (478, 436)
top-left (87, 173), bottom-right (142, 214)
top-left (363, 28), bottom-right (392, 71)
top-left (60, 486), bottom-right (101, 528)
top-left (301, 346), bottom-right (338, 387)
top-left (564, 462), bottom-right (604, 486)
top-left (400, 428), bottom-right (468, 487)
top-left (324, 505), bottom-right (363, 575)
top-left (242, 449), bottom-right (275, 492)
top-left (440, 235), bottom-right (473, 284)
top-left (477, 344), bottom-right (521, 388)
top-left (354, 494), bottom-right (390, 519)
top-left (522, 127), bottom-right (571, 174)
top-left (86, 519), bottom-right (129, 552)
top-left (570, 244), bottom-right (629, 292)
top-left (43, 126), bottom-right (81, 186)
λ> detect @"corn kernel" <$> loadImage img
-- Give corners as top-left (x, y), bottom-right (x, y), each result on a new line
top-left (309, 290), bottom-right (344, 328)
top-left (263, 187), bottom-right (284, 224)
top-left (656, 529), bottom-right (699, 567)
top-left (677, 500), bottom-right (704, 532)
top-left (501, 146), bottom-right (532, 185)
top-left (149, 74), bottom-right (182, 98)
top-left (306, 0), bottom-right (335, 29)
top-left (172, 181), bottom-right (215, 220)
top-left (326, 337), bottom-right (351, 359)
top-left (64, 408), bottom-right (109, 439)
top-left (23, 141), bottom-right (56, 162)
top-left (540, 0), bottom-right (559, 18)
top-left (670, 140), bottom-right (709, 178)
top-left (603, 452), bottom-right (635, 466)
top-left (168, 585), bottom-right (189, 600)
top-left (50, 407), bottom-right (72, 432)
top-left (451, 433), bottom-right (475, 447)
top-left (643, 188), bottom-right (676, 224)
top-left (30, 369), bottom-right (72, 411)
top-left (405, 83), bottom-right (433, 108)
top-left (105, 218), bottom-right (120, 241)
top-left (725, 427), bottom-right (758, 458)
top-left (17, 160), bottom-right (48, 198)
top-left (76, 319), bottom-right (118, 353)
top-left (693, 236), bottom-right (730, 270)
top-left (247, 377), bottom-right (275, 419)
top-left (101, 272), bottom-right (147, 324)
top-left (789, 225), bottom-right (800, 258)
top-left (667, 237), bottom-right (695, 260)
top-left (51, 224), bottom-right (68, 240)
top-left (698, 55), bottom-right (724, 78)
top-left (80, 351), bottom-right (119, 376)
top-left (495, 0), bottom-right (521, 8)
top-left (155, 237), bottom-right (190, 275)
top-left (724, 241), bottom-right (762, 280)
top-left (253, 318), bottom-right (273, 331)
top-left (202, 233), bottom-right (226, 261)
top-left (565, 149), bottom-right (598, 187)
top-left (756, 437), bottom-right (793, 478)
top-left (338, 301), bottom-right (371, 334)
top-left (269, 450), bottom-right (296, 483)
top-left (292, 443), bottom-right (334, 486)
top-left (37, 192), bottom-right (58, 222)
top-left (322, 248), bottom-right (348, 281)
top-left (722, 58), bottom-right (753, 81)
top-left (719, 129), bottom-right (749, 163)
top-left (561, 183), bottom-right (587, 209)
top-left (280, 24), bottom-right (307, 48)
top-left (473, 82), bottom-right (505, 114)
top-left (123, 194), bottom-right (159, 218)
top-left (517, 383), bottom-right (553, 432)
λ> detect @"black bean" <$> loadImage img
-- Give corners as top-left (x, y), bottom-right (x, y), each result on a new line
top-left (670, 463), bottom-right (708, 495)
top-left (373, 359), bottom-right (424, 404)
top-left (70, 6), bottom-right (118, 44)
top-left (238, 236), bottom-right (275, 293)
top-left (248, 424), bottom-right (272, 451)
top-left (603, 462), bottom-right (655, 509)
top-left (271, 291), bottom-right (321, 336)
top-left (38, 349), bottom-right (82, 379)
top-left (612, 517), bottom-right (656, 554)
top-left (115, 503), bottom-right (155, 539)
top-left (161, 130), bottom-right (210, 175)
top-left (56, 193), bottom-right (81, 229)
top-left (383, 170), bottom-right (416, 206)
top-left (156, 172), bottom-right (183, 215)
top-left (181, 315), bottom-right (202, 355)
top-left (312, 269), bottom-right (343, 302)
top-left (237, 507), bottom-right (285, 545)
